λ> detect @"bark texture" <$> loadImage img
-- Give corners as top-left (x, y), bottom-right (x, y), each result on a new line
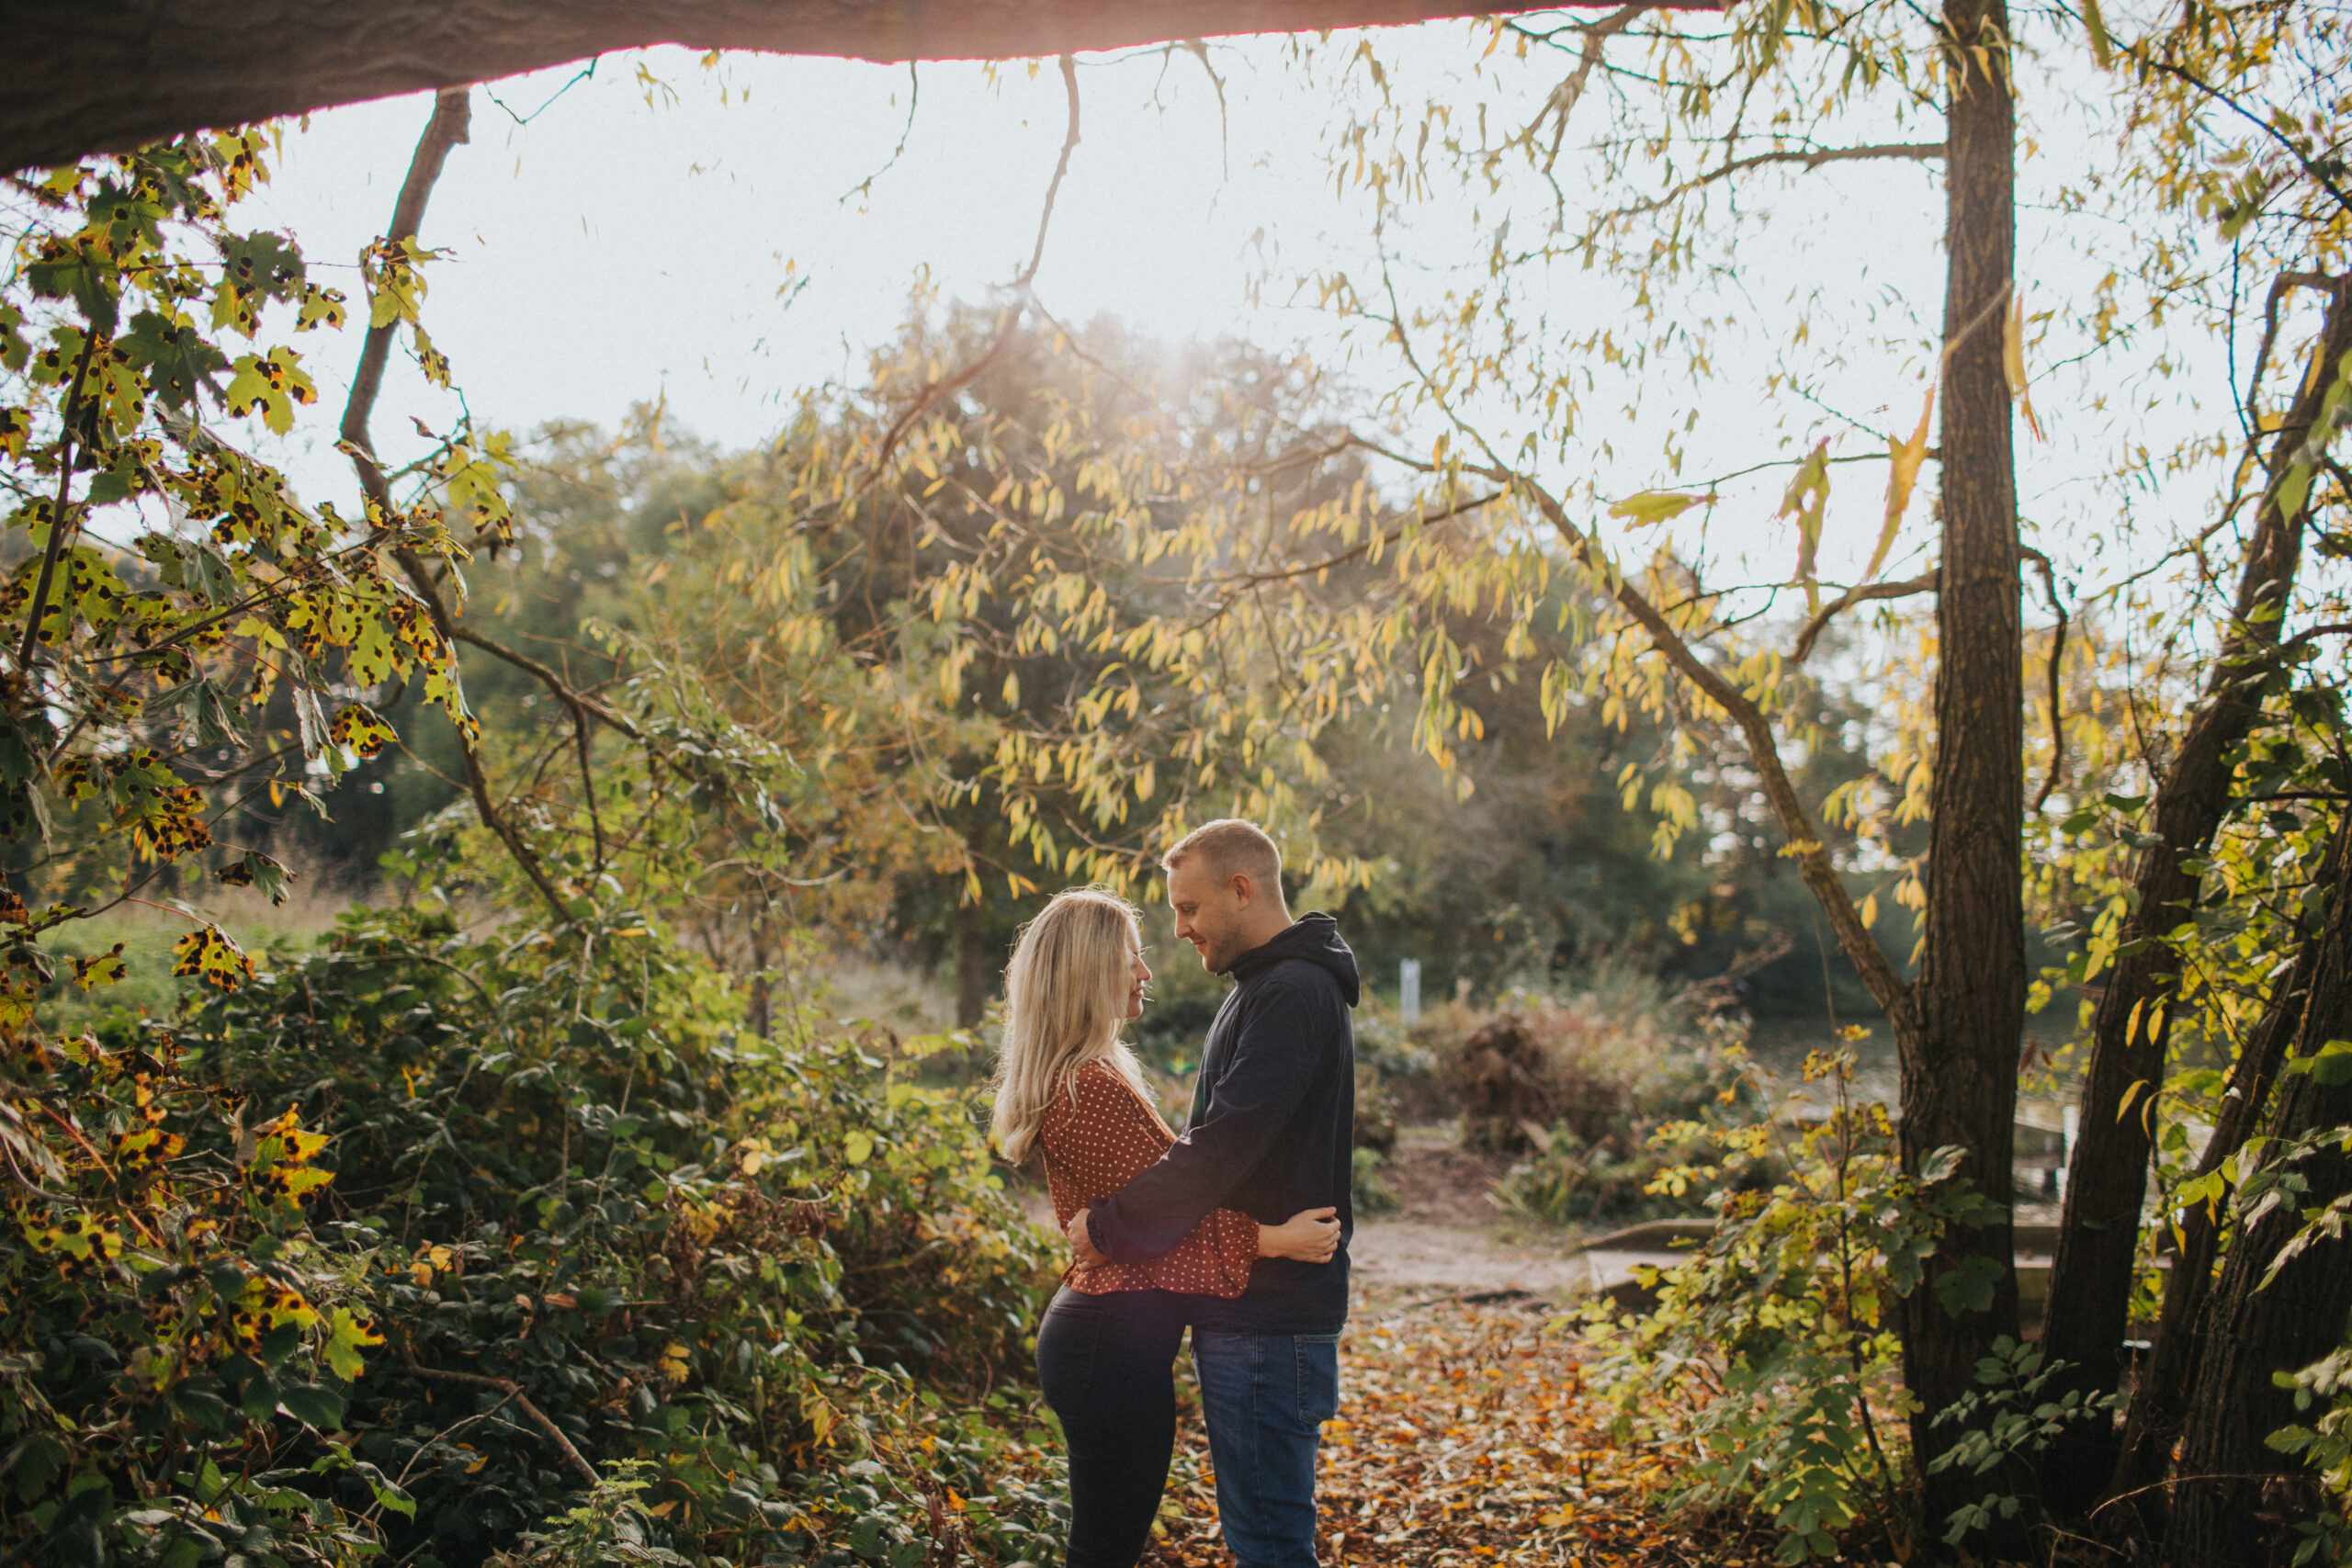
top-left (2103, 814), bottom-right (2343, 1529)
top-left (0, 0), bottom-right (1712, 174)
top-left (1898, 0), bottom-right (2024, 1532)
top-left (2037, 276), bottom-right (2352, 1508)
top-left (2165, 838), bottom-right (2352, 1567)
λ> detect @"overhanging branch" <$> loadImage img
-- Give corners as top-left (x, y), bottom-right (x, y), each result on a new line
top-left (3, 0), bottom-right (1724, 175)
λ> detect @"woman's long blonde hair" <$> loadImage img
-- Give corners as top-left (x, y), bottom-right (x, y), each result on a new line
top-left (990, 886), bottom-right (1145, 1165)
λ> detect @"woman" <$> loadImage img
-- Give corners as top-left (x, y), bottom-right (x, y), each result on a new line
top-left (992, 886), bottom-right (1339, 1568)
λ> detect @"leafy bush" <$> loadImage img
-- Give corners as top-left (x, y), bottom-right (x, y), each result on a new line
top-left (4, 898), bottom-right (1066, 1568)
top-left (1351, 1146), bottom-right (1400, 1217)
top-left (2265, 1345), bottom-right (2352, 1565)
top-left (1577, 1049), bottom-right (2005, 1563)
top-left (1492, 1131), bottom-right (1721, 1229)
top-left (1925, 1337), bottom-right (2114, 1551)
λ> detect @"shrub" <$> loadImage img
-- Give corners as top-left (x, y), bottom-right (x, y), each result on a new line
top-left (1351, 1146), bottom-right (1400, 1217)
top-left (1577, 1048), bottom-right (2005, 1563)
top-left (3, 902), bottom-right (1066, 1568)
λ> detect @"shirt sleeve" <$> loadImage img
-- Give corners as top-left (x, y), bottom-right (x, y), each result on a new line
top-left (1090, 984), bottom-right (1322, 1263)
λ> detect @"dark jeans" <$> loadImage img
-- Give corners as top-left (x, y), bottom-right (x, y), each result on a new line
top-left (1035, 1287), bottom-right (1190, 1568)
top-left (1193, 1328), bottom-right (1341, 1568)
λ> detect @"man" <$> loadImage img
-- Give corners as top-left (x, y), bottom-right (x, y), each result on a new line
top-left (1065, 818), bottom-right (1358, 1568)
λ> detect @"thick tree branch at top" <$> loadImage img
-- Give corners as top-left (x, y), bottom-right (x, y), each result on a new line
top-left (1790, 569), bottom-right (1938, 662)
top-left (1503, 469), bottom-right (1911, 1019)
top-left (0, 0), bottom-right (1721, 175)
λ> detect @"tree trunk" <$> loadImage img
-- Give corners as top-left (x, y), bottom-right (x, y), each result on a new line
top-left (2103, 813), bottom-right (2344, 1530)
top-left (2037, 276), bottom-right (2352, 1509)
top-left (2164, 834), bottom-right (2352, 1566)
top-left (956, 897), bottom-right (989, 1030)
top-left (0, 0), bottom-right (1719, 176)
top-left (747, 913), bottom-right (775, 1040)
top-left (1898, 0), bottom-right (2024, 1536)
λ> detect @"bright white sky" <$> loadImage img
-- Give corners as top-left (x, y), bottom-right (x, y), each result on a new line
top-left (246, 39), bottom-right (1346, 480)
top-left (233, 19), bottom-right (2239, 606)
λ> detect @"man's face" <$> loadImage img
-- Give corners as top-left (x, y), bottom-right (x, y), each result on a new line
top-left (1168, 857), bottom-right (1252, 974)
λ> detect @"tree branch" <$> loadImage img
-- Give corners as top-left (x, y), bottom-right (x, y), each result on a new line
top-left (2021, 544), bottom-right (2070, 813)
top-left (1791, 569), bottom-right (1939, 662)
top-left (16, 329), bottom-right (97, 672)
top-left (1599, 141), bottom-right (1944, 224)
top-left (1502, 469), bottom-right (1912, 1019)
top-left (865, 54), bottom-right (1080, 485)
top-left (339, 87), bottom-right (470, 514)
top-left (332, 90), bottom-right (574, 928)
top-left (397, 1352), bottom-right (599, 1487)
top-left (3, 2), bottom-right (1727, 175)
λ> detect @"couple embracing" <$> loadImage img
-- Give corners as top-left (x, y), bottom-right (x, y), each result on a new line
top-left (990, 819), bottom-right (1358, 1568)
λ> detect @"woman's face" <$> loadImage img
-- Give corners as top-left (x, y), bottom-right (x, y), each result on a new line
top-left (1124, 928), bottom-right (1151, 1021)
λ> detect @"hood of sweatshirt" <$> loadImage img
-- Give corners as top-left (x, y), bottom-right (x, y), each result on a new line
top-left (1226, 911), bottom-right (1361, 1007)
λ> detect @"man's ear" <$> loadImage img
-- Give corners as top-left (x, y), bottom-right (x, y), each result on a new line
top-left (1228, 872), bottom-right (1254, 908)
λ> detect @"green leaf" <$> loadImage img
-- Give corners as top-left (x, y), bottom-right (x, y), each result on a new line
top-left (121, 310), bottom-right (227, 410)
top-left (277, 1383), bottom-right (345, 1431)
top-left (2288, 1039), bottom-right (2352, 1086)
top-left (844, 1130), bottom-right (875, 1166)
top-left (69, 943), bottom-right (125, 992)
top-left (1934, 1254), bottom-right (2005, 1316)
top-left (322, 1308), bottom-right (381, 1382)
top-left (215, 851), bottom-right (293, 907)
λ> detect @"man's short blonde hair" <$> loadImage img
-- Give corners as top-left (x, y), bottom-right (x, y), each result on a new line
top-left (1162, 818), bottom-right (1282, 892)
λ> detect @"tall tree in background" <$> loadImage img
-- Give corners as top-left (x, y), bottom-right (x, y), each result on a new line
top-left (1264, 0), bottom-right (2033, 1520)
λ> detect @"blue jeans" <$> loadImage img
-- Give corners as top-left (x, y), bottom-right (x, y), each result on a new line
top-left (1191, 1328), bottom-right (1340, 1568)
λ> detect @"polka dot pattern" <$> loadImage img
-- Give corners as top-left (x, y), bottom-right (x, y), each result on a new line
top-left (1042, 1060), bottom-right (1257, 1299)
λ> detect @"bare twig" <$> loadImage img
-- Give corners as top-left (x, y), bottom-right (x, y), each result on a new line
top-left (1791, 570), bottom-right (1939, 662)
top-left (339, 86), bottom-right (472, 513)
top-left (867, 54), bottom-right (1080, 484)
top-left (397, 1353), bottom-right (598, 1487)
top-left (1532, 3), bottom-right (1651, 174)
top-left (332, 91), bottom-right (576, 927)
top-left (2022, 545), bottom-right (2071, 812)
top-left (1598, 141), bottom-right (1943, 224)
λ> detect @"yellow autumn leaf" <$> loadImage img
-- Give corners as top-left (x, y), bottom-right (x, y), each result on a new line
top-left (1871, 384), bottom-right (1936, 583)
top-left (1607, 491), bottom-right (1715, 527)
top-left (2004, 295), bottom-right (2044, 441)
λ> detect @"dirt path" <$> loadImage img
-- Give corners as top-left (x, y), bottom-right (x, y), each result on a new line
top-left (1026, 1134), bottom-right (1752, 1565)
top-left (1140, 1285), bottom-right (1765, 1568)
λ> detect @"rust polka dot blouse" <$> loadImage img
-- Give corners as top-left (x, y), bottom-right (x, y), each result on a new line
top-left (1042, 1059), bottom-right (1258, 1298)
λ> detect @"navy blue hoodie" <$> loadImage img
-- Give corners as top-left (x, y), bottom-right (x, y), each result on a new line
top-left (1087, 913), bottom-right (1359, 1334)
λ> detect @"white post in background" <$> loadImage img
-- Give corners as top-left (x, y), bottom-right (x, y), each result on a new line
top-left (1399, 959), bottom-right (1421, 1023)
top-left (2059, 1103), bottom-right (2080, 1201)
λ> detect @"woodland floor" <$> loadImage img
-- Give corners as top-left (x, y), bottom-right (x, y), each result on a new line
top-left (1079, 1136), bottom-right (1785, 1567)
